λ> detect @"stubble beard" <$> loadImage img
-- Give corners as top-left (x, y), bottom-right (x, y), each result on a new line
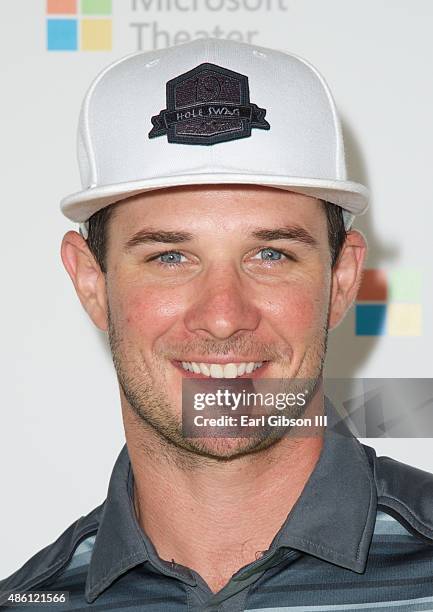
top-left (107, 304), bottom-right (328, 464)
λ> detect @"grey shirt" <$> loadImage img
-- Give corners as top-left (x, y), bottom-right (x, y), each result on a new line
top-left (2, 398), bottom-right (433, 611)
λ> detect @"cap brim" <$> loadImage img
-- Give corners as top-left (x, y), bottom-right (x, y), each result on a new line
top-left (60, 173), bottom-right (369, 223)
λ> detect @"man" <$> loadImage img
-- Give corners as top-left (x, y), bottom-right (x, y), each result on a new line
top-left (2, 38), bottom-right (433, 612)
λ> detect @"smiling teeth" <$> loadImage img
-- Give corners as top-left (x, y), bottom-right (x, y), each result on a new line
top-left (181, 361), bottom-right (263, 378)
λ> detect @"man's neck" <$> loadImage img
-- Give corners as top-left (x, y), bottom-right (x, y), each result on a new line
top-left (123, 395), bottom-right (325, 594)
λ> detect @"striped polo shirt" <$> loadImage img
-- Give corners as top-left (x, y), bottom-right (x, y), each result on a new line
top-left (2, 399), bottom-right (433, 611)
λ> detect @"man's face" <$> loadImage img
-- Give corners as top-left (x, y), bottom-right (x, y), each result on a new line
top-left (62, 185), bottom-right (365, 459)
top-left (104, 186), bottom-right (334, 456)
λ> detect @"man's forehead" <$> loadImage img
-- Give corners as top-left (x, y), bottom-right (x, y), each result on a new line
top-left (109, 185), bottom-right (325, 235)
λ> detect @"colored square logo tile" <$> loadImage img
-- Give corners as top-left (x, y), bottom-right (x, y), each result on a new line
top-left (387, 303), bottom-right (422, 336)
top-left (355, 304), bottom-right (387, 336)
top-left (389, 268), bottom-right (422, 302)
top-left (47, 19), bottom-right (78, 51)
top-left (81, 18), bottom-right (112, 50)
top-left (81, 0), bottom-right (112, 14)
top-left (357, 269), bottom-right (388, 302)
top-left (47, 0), bottom-right (77, 13)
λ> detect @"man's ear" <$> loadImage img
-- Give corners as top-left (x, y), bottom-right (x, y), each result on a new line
top-left (328, 230), bottom-right (367, 330)
top-left (61, 230), bottom-right (108, 331)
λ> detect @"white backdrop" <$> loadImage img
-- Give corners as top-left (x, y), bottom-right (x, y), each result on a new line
top-left (1, 0), bottom-right (432, 578)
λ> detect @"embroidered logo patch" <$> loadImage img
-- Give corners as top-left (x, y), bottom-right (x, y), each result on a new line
top-left (148, 62), bottom-right (270, 145)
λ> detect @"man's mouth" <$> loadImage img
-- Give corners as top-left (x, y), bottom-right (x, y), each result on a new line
top-left (175, 360), bottom-right (267, 379)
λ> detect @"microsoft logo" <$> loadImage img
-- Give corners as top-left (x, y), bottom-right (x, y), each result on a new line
top-left (355, 268), bottom-right (422, 336)
top-left (46, 0), bottom-right (112, 51)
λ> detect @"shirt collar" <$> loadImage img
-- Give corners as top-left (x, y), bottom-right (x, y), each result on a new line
top-left (85, 443), bottom-right (196, 604)
top-left (85, 445), bottom-right (149, 603)
top-left (85, 397), bottom-right (377, 603)
top-left (268, 396), bottom-right (377, 573)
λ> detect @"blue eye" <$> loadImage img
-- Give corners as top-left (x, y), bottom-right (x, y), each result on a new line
top-left (258, 248), bottom-right (283, 261)
top-left (158, 251), bottom-right (184, 264)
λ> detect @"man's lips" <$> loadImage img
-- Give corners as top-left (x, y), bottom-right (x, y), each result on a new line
top-left (172, 360), bottom-right (270, 379)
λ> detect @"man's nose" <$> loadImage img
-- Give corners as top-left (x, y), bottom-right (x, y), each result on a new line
top-left (184, 265), bottom-right (261, 340)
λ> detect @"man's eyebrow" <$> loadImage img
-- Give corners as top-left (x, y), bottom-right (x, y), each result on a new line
top-left (124, 226), bottom-right (318, 249)
top-left (251, 226), bottom-right (319, 248)
top-left (124, 229), bottom-right (194, 250)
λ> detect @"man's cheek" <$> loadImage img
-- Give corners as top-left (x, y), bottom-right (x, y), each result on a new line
top-left (262, 284), bottom-right (327, 333)
top-left (121, 288), bottom-right (187, 333)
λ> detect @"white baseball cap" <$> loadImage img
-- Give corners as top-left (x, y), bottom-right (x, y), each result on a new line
top-left (60, 38), bottom-right (369, 231)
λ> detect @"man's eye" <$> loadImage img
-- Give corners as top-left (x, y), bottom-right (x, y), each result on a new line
top-left (155, 251), bottom-right (186, 265)
top-left (253, 248), bottom-right (286, 261)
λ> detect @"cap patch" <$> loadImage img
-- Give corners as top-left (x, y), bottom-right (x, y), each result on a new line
top-left (148, 62), bottom-right (270, 145)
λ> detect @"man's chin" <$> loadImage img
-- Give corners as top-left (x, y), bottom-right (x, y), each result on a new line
top-left (176, 432), bottom-right (283, 461)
